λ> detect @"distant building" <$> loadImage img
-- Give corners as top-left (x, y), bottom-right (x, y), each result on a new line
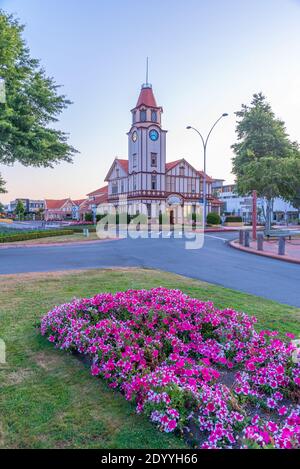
top-left (213, 181), bottom-right (300, 224)
top-left (44, 199), bottom-right (75, 221)
top-left (8, 198), bottom-right (44, 214)
top-left (79, 186), bottom-right (108, 221)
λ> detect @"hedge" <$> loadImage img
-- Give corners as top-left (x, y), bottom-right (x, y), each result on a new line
top-left (0, 229), bottom-right (74, 243)
top-left (225, 216), bottom-right (243, 222)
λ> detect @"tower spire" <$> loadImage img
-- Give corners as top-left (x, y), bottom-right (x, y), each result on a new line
top-left (142, 57), bottom-right (152, 89)
top-left (146, 57), bottom-right (149, 85)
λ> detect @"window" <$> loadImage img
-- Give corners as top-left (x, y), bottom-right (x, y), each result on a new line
top-left (151, 174), bottom-right (157, 190)
top-left (133, 174), bottom-right (137, 190)
top-left (151, 110), bottom-right (157, 122)
top-left (112, 182), bottom-right (118, 194)
top-left (133, 153), bottom-right (137, 167)
top-left (116, 168), bottom-right (119, 178)
top-left (179, 165), bottom-right (185, 176)
top-left (140, 109), bottom-right (146, 122)
top-left (151, 153), bottom-right (157, 167)
top-left (132, 111), bottom-right (136, 124)
top-left (147, 204), bottom-right (152, 217)
top-left (121, 181), bottom-right (124, 193)
top-left (166, 177), bottom-right (171, 192)
top-left (187, 179), bottom-right (192, 193)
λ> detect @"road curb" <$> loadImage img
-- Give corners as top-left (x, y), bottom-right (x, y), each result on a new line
top-left (0, 237), bottom-right (120, 249)
top-left (229, 239), bottom-right (300, 265)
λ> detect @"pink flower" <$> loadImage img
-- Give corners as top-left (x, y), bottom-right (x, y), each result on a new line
top-left (278, 406), bottom-right (288, 416)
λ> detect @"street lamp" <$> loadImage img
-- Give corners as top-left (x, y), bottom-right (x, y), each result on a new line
top-left (186, 113), bottom-right (228, 226)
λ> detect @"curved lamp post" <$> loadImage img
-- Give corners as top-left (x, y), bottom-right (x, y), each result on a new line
top-left (187, 113), bottom-right (228, 225)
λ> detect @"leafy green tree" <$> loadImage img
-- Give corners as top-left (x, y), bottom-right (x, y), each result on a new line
top-left (232, 93), bottom-right (300, 231)
top-left (0, 10), bottom-right (78, 192)
top-left (15, 199), bottom-right (25, 219)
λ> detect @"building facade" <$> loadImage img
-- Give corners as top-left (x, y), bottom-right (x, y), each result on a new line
top-left (213, 181), bottom-right (300, 224)
top-left (99, 80), bottom-right (221, 222)
top-left (8, 198), bottom-right (44, 215)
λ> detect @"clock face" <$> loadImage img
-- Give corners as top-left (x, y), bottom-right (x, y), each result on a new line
top-left (149, 129), bottom-right (159, 141)
top-left (132, 131), bottom-right (137, 142)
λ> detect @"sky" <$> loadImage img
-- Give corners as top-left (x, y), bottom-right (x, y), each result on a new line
top-left (1, 0), bottom-right (300, 203)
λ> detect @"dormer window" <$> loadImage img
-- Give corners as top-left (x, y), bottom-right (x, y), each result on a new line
top-left (116, 168), bottom-right (120, 178)
top-left (140, 109), bottom-right (146, 122)
top-left (151, 110), bottom-right (157, 122)
top-left (179, 165), bottom-right (185, 176)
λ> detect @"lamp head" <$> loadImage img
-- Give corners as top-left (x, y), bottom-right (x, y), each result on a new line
top-left (222, 113), bottom-right (229, 117)
top-left (186, 126), bottom-right (192, 129)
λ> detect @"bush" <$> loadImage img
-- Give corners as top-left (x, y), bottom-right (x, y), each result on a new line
top-left (0, 229), bottom-right (74, 243)
top-left (84, 213), bottom-right (93, 222)
top-left (225, 216), bottom-right (243, 223)
top-left (206, 212), bottom-right (221, 225)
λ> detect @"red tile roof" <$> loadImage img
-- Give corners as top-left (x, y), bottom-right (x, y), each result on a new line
top-left (136, 86), bottom-right (158, 108)
top-left (45, 199), bottom-right (70, 210)
top-left (72, 199), bottom-right (86, 206)
top-left (87, 185), bottom-right (108, 197)
top-left (197, 170), bottom-right (213, 183)
top-left (117, 159), bottom-right (128, 172)
top-left (165, 159), bottom-right (183, 171)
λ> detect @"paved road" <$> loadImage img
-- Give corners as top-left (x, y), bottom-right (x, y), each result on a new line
top-left (0, 232), bottom-right (299, 307)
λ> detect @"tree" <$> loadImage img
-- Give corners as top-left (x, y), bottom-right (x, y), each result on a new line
top-left (15, 199), bottom-right (25, 219)
top-left (232, 93), bottom-right (300, 232)
top-left (0, 11), bottom-right (78, 192)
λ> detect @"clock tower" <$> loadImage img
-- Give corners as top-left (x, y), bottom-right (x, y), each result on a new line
top-left (127, 79), bottom-right (167, 194)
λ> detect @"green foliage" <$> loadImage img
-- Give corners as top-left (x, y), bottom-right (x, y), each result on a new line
top-left (84, 213), bottom-right (93, 222)
top-left (0, 229), bottom-right (74, 243)
top-left (232, 93), bottom-right (300, 230)
top-left (14, 199), bottom-right (25, 218)
top-left (206, 212), bottom-right (221, 225)
top-left (0, 10), bottom-right (78, 191)
top-left (225, 216), bottom-right (243, 222)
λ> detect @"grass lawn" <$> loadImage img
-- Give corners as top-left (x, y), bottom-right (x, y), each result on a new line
top-left (0, 268), bottom-right (299, 449)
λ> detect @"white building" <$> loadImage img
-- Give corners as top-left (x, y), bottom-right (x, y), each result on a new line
top-left (99, 78), bottom-right (221, 223)
top-left (213, 182), bottom-right (300, 224)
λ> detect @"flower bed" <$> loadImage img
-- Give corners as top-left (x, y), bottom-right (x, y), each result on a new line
top-left (40, 288), bottom-right (300, 449)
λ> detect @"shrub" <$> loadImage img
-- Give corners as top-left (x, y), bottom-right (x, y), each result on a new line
top-left (84, 213), bottom-right (93, 222)
top-left (206, 212), bottom-right (221, 225)
top-left (225, 216), bottom-right (243, 223)
top-left (0, 229), bottom-right (74, 243)
top-left (41, 288), bottom-right (300, 449)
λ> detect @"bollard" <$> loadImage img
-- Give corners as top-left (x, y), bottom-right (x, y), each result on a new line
top-left (257, 232), bottom-right (264, 251)
top-left (244, 230), bottom-right (250, 247)
top-left (239, 230), bottom-right (244, 245)
top-left (83, 228), bottom-right (89, 237)
top-left (278, 237), bottom-right (285, 255)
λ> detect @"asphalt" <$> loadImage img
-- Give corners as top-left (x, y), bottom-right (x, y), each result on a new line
top-left (0, 231), bottom-right (299, 307)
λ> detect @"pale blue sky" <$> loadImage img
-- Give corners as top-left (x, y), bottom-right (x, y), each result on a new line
top-left (1, 0), bottom-right (300, 202)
